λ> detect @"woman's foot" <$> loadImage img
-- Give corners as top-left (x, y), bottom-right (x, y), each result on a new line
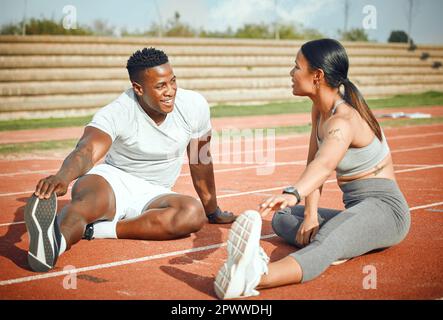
top-left (214, 210), bottom-right (269, 299)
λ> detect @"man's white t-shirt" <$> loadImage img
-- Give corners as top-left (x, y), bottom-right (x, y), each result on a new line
top-left (87, 87), bottom-right (212, 189)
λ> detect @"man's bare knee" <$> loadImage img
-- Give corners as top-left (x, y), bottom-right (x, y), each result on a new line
top-left (166, 200), bottom-right (205, 237)
top-left (69, 174), bottom-right (115, 222)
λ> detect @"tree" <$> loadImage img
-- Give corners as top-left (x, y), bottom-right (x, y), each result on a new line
top-left (164, 12), bottom-right (196, 37)
top-left (301, 27), bottom-right (324, 40)
top-left (234, 23), bottom-right (272, 39)
top-left (340, 28), bottom-right (369, 42)
top-left (277, 24), bottom-right (302, 39)
top-left (90, 19), bottom-right (115, 36)
top-left (199, 27), bottom-right (234, 38)
top-left (388, 30), bottom-right (410, 43)
top-left (0, 22), bottom-right (22, 35)
top-left (0, 18), bottom-right (92, 35)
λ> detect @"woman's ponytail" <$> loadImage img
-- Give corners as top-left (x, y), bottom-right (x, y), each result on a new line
top-left (342, 79), bottom-right (382, 141)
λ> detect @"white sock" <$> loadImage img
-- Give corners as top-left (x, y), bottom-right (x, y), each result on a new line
top-left (59, 234), bottom-right (67, 255)
top-left (92, 220), bottom-right (118, 239)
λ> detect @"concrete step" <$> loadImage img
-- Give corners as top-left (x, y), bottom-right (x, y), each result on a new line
top-left (2, 75), bottom-right (443, 96)
top-left (1, 43), bottom-right (442, 58)
top-left (2, 35), bottom-right (442, 52)
top-left (0, 55), bottom-right (438, 69)
top-left (1, 84), bottom-right (443, 115)
top-left (1, 66), bottom-right (441, 82)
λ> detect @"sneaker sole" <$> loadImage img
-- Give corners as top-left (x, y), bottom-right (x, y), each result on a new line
top-left (214, 210), bottom-right (262, 299)
top-left (331, 259), bottom-right (350, 266)
top-left (24, 193), bottom-right (58, 272)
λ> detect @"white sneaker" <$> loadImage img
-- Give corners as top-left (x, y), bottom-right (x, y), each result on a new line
top-left (331, 259), bottom-right (350, 266)
top-left (214, 210), bottom-right (269, 299)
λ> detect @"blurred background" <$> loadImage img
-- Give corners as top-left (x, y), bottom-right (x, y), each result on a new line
top-left (2, 0), bottom-right (442, 43)
top-left (0, 0), bottom-right (442, 121)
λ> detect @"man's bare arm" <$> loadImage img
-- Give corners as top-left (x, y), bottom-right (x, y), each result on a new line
top-left (187, 131), bottom-right (218, 214)
top-left (35, 127), bottom-right (112, 199)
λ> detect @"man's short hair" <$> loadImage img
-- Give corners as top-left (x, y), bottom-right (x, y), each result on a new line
top-left (126, 47), bottom-right (169, 82)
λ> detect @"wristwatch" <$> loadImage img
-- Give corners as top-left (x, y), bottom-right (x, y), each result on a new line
top-left (282, 186), bottom-right (301, 205)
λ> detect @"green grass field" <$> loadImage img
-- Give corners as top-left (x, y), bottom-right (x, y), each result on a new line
top-left (0, 91), bottom-right (442, 132)
top-left (1, 116), bottom-right (442, 155)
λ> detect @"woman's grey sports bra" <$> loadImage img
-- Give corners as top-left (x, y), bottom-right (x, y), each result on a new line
top-left (316, 99), bottom-right (390, 177)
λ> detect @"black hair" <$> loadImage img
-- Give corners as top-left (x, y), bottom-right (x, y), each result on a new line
top-left (126, 47), bottom-right (169, 82)
top-left (301, 38), bottom-right (382, 141)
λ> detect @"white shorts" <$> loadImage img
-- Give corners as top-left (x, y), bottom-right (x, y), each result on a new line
top-left (86, 163), bottom-right (176, 223)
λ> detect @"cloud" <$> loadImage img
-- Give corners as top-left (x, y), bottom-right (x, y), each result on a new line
top-left (155, 0), bottom-right (210, 29)
top-left (279, 0), bottom-right (337, 26)
top-left (207, 0), bottom-right (337, 31)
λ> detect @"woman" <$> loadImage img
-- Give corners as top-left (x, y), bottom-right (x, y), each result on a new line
top-left (214, 39), bottom-right (411, 299)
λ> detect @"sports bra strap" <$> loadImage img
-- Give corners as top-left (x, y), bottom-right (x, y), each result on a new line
top-left (331, 99), bottom-right (346, 115)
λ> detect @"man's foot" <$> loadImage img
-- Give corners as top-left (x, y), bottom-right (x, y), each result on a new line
top-left (24, 193), bottom-right (61, 272)
top-left (207, 207), bottom-right (236, 224)
top-left (214, 210), bottom-right (269, 299)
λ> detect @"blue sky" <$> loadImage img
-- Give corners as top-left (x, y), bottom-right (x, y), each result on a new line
top-left (1, 0), bottom-right (442, 44)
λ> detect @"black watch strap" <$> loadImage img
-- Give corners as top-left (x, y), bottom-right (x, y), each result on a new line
top-left (282, 187), bottom-right (301, 204)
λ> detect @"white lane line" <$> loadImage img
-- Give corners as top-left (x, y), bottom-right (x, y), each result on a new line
top-left (1, 141), bottom-right (443, 197)
top-left (392, 164), bottom-right (443, 174)
top-left (1, 129), bottom-right (442, 176)
top-left (0, 200), bottom-right (440, 287)
top-left (180, 161), bottom-right (306, 177)
top-left (387, 132), bottom-right (443, 141)
top-left (393, 164), bottom-right (433, 167)
top-left (0, 233), bottom-right (274, 286)
top-left (409, 201), bottom-right (443, 211)
top-left (217, 164), bottom-right (443, 199)
top-left (391, 144), bottom-right (443, 153)
top-left (0, 221), bottom-right (25, 227)
top-left (0, 158), bottom-right (433, 178)
top-left (0, 143), bottom-right (306, 177)
top-left (1, 163), bottom-right (442, 228)
top-left (0, 160), bottom-right (443, 227)
top-left (0, 161), bottom-right (307, 197)
top-left (0, 169), bottom-right (60, 177)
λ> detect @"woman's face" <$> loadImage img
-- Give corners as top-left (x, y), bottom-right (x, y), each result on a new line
top-left (289, 51), bottom-right (316, 96)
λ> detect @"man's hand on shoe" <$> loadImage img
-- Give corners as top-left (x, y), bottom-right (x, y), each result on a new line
top-left (207, 207), bottom-right (236, 224)
top-left (35, 174), bottom-right (70, 199)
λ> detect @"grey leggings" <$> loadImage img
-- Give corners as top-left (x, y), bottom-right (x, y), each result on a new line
top-left (271, 178), bottom-right (410, 282)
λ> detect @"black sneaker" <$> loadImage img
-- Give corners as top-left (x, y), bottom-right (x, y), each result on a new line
top-left (82, 223), bottom-right (94, 240)
top-left (24, 193), bottom-right (61, 272)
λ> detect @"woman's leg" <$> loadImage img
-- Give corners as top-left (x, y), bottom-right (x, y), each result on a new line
top-left (260, 198), bottom-right (409, 288)
top-left (271, 205), bottom-right (342, 247)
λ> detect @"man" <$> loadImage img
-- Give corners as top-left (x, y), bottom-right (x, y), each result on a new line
top-left (24, 47), bottom-right (235, 272)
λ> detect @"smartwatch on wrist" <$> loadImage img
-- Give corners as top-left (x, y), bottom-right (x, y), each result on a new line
top-left (282, 186), bottom-right (301, 205)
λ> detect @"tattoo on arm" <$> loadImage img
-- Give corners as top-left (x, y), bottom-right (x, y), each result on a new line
top-left (326, 128), bottom-right (344, 143)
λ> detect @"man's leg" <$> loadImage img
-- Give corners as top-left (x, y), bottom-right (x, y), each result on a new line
top-left (116, 194), bottom-right (206, 240)
top-left (25, 174), bottom-right (116, 271)
top-left (58, 174), bottom-right (117, 250)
